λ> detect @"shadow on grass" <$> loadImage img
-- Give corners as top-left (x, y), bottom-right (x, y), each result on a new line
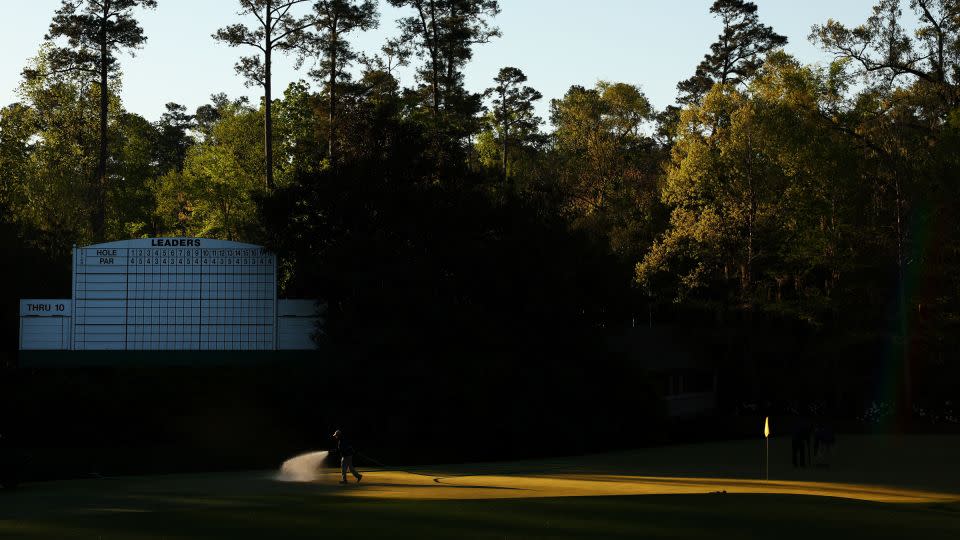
top-left (2, 492), bottom-right (960, 539)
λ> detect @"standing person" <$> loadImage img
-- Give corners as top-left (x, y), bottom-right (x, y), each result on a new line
top-left (333, 429), bottom-right (362, 484)
top-left (814, 422), bottom-right (836, 466)
top-left (791, 420), bottom-right (811, 468)
top-left (791, 422), bottom-right (802, 468)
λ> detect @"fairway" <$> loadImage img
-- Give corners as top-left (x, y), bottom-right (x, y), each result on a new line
top-left (2, 435), bottom-right (960, 538)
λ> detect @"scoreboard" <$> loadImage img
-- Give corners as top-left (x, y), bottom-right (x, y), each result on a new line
top-left (71, 238), bottom-right (277, 351)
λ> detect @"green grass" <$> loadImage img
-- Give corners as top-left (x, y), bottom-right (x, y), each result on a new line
top-left (2, 489), bottom-right (959, 539)
top-left (2, 435), bottom-right (960, 539)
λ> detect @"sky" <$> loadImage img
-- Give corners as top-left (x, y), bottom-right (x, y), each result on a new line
top-left (0, 1), bottom-right (881, 123)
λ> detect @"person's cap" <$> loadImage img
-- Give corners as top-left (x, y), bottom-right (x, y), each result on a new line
top-left (332, 429), bottom-right (342, 438)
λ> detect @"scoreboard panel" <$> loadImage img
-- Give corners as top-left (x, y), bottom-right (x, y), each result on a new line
top-left (71, 239), bottom-right (277, 351)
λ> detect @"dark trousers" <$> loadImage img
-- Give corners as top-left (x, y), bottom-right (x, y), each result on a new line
top-left (341, 455), bottom-right (360, 480)
top-left (792, 440), bottom-right (807, 467)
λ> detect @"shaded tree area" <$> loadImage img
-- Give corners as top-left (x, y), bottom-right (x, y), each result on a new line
top-left (260, 165), bottom-right (656, 459)
top-left (3, 0), bottom-right (960, 475)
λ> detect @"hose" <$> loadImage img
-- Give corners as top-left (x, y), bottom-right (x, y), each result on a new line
top-left (355, 451), bottom-right (578, 483)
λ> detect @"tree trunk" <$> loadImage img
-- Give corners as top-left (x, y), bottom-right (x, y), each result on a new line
top-left (328, 17), bottom-right (338, 168)
top-left (894, 170), bottom-right (911, 427)
top-left (264, 1), bottom-right (275, 190)
top-left (745, 133), bottom-right (755, 300)
top-left (93, 3), bottom-right (109, 240)
top-left (500, 87), bottom-right (508, 184)
top-left (415, 1), bottom-right (440, 117)
top-left (744, 130), bottom-right (756, 400)
top-left (421, 0), bottom-right (443, 173)
top-left (502, 126), bottom-right (508, 184)
top-left (429, 0), bottom-right (440, 114)
top-left (445, 2), bottom-right (457, 101)
top-left (415, 1), bottom-right (443, 173)
top-left (747, 199), bottom-right (754, 293)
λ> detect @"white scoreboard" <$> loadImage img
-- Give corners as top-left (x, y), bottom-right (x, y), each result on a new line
top-left (19, 300), bottom-right (72, 350)
top-left (71, 238), bottom-right (277, 351)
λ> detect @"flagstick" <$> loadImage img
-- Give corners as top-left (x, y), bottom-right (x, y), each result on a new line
top-left (763, 416), bottom-right (770, 481)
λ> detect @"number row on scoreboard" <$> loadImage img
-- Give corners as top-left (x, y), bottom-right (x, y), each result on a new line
top-left (128, 248), bottom-right (270, 258)
top-left (81, 256), bottom-right (275, 266)
top-left (82, 248), bottom-right (271, 258)
top-left (130, 257), bottom-right (274, 266)
top-left (75, 266), bottom-right (276, 275)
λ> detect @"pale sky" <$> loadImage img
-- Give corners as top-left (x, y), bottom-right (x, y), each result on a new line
top-left (0, 1), bottom-right (881, 122)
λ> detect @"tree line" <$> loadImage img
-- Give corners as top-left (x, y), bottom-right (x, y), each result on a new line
top-left (3, 0), bottom-right (960, 429)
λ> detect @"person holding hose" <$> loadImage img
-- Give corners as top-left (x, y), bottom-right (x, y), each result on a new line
top-left (333, 429), bottom-right (362, 484)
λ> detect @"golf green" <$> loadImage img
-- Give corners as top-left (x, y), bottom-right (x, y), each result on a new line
top-left (2, 435), bottom-right (959, 538)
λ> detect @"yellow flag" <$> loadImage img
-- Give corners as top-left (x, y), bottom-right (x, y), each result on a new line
top-left (764, 416), bottom-right (770, 438)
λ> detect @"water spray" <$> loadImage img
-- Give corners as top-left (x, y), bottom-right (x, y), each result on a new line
top-left (276, 451), bottom-right (330, 482)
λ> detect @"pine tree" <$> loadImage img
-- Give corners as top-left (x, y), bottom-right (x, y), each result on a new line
top-left (677, 0), bottom-right (786, 105)
top-left (301, 0), bottom-right (379, 168)
top-left (42, 0), bottom-right (158, 240)
top-left (388, 0), bottom-right (501, 171)
top-left (214, 0), bottom-right (313, 189)
top-left (485, 67), bottom-right (542, 184)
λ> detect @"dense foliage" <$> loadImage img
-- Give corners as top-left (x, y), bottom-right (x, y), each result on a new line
top-left (3, 1), bottom-right (960, 471)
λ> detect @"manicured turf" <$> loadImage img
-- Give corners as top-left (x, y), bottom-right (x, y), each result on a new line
top-left (2, 485), bottom-right (958, 539)
top-left (2, 435), bottom-right (959, 538)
